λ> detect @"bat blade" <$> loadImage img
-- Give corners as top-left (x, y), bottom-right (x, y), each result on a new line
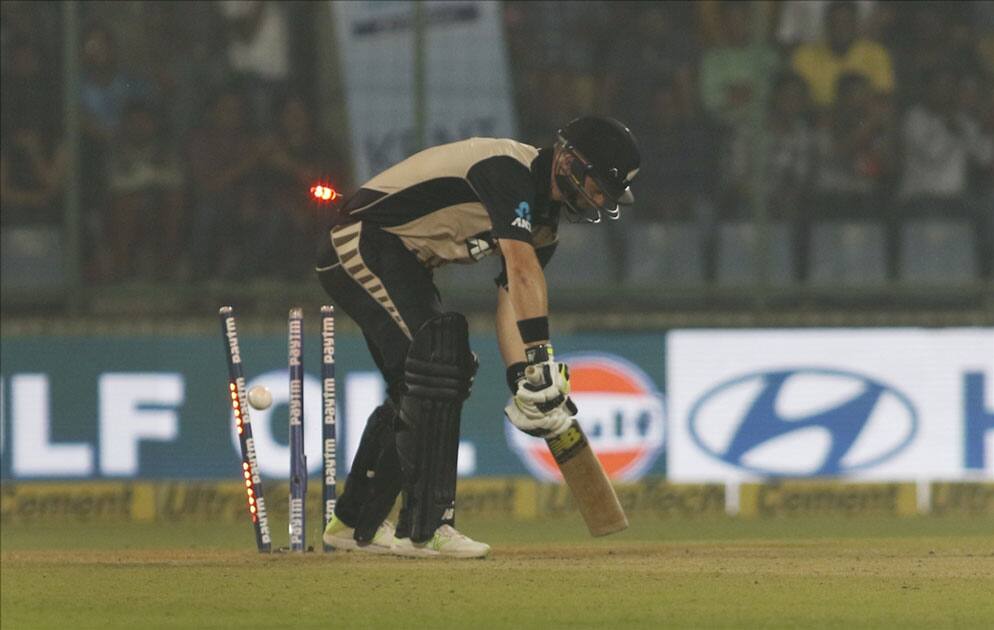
top-left (546, 420), bottom-right (628, 537)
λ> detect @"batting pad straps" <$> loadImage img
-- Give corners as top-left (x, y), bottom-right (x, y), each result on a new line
top-left (517, 316), bottom-right (549, 345)
top-left (404, 358), bottom-right (472, 400)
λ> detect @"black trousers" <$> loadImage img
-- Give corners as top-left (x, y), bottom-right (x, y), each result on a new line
top-left (315, 222), bottom-right (443, 540)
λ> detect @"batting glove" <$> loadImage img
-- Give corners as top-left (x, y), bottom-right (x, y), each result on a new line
top-left (504, 397), bottom-right (576, 437)
top-left (505, 344), bottom-right (577, 419)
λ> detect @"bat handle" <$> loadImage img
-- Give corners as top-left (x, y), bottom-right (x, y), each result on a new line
top-left (524, 364), bottom-right (543, 385)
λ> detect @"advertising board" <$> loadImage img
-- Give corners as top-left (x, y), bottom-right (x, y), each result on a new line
top-left (0, 332), bottom-right (666, 481)
top-left (332, 0), bottom-right (517, 184)
top-left (667, 329), bottom-right (994, 482)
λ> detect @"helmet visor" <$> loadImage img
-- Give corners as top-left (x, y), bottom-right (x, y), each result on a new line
top-left (557, 146), bottom-right (629, 222)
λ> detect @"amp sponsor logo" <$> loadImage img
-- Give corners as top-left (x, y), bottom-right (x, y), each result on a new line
top-left (506, 353), bottom-right (665, 481)
top-left (688, 368), bottom-right (918, 477)
top-left (511, 201), bottom-right (532, 231)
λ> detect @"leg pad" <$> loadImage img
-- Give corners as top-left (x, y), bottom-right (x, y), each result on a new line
top-left (395, 313), bottom-right (477, 542)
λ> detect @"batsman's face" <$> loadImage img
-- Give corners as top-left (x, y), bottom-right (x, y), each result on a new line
top-left (557, 151), bottom-right (609, 210)
top-left (553, 146), bottom-right (620, 223)
top-left (577, 175), bottom-right (608, 213)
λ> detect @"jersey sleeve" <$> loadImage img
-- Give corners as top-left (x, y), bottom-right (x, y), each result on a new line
top-left (493, 235), bottom-right (558, 289)
top-left (466, 155), bottom-right (537, 243)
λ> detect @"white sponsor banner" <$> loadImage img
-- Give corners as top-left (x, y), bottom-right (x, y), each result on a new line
top-left (667, 329), bottom-right (994, 482)
top-left (332, 1), bottom-right (517, 183)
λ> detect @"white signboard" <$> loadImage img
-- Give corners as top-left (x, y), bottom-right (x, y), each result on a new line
top-left (667, 329), bottom-right (994, 482)
top-left (332, 1), bottom-right (517, 183)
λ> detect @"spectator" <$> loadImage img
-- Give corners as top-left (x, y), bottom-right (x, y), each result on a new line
top-left (515, 70), bottom-right (579, 149)
top-left (504, 1), bottom-right (614, 146)
top-left (775, 0), bottom-right (879, 50)
top-left (810, 72), bottom-right (895, 219)
top-left (959, 72), bottom-right (994, 199)
top-left (642, 77), bottom-right (728, 219)
top-left (946, 6), bottom-right (989, 79)
top-left (768, 73), bottom-right (816, 278)
top-left (696, 0), bottom-right (778, 48)
top-left (977, 2), bottom-right (994, 79)
top-left (637, 77), bottom-right (726, 279)
top-left (1, 38), bottom-right (59, 132)
top-left (78, 23), bottom-right (154, 281)
top-left (602, 3), bottom-right (699, 136)
top-left (141, 2), bottom-right (230, 142)
top-left (700, 1), bottom-right (780, 130)
top-left (729, 71), bottom-right (815, 221)
top-left (897, 67), bottom-right (993, 203)
top-left (186, 85), bottom-right (266, 280)
top-left (791, 1), bottom-right (894, 108)
top-left (79, 24), bottom-right (154, 147)
top-left (763, 73), bottom-right (815, 221)
top-left (895, 67), bottom-right (993, 277)
top-left (887, 2), bottom-right (985, 107)
top-left (256, 93), bottom-right (349, 278)
top-left (1, 1), bottom-right (61, 67)
top-left (219, 1), bottom-right (290, 130)
top-left (106, 101), bottom-right (185, 282)
top-left (0, 38), bottom-right (66, 228)
top-left (0, 117), bottom-right (67, 228)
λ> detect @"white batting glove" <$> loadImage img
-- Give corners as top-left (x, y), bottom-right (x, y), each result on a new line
top-left (504, 399), bottom-right (575, 438)
top-left (515, 361), bottom-right (571, 410)
top-left (504, 344), bottom-right (579, 436)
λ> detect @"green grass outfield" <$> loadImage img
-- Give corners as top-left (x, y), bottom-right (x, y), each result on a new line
top-left (2, 515), bottom-right (993, 629)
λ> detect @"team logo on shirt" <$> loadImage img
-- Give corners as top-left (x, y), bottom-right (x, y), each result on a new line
top-left (511, 201), bottom-right (532, 231)
top-left (466, 232), bottom-right (496, 260)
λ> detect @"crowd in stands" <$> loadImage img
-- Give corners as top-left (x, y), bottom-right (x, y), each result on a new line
top-left (507, 0), bottom-right (994, 283)
top-left (2, 0), bottom-right (992, 289)
top-left (2, 1), bottom-right (344, 284)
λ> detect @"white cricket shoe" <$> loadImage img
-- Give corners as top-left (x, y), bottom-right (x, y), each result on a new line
top-left (322, 515), bottom-right (397, 554)
top-left (391, 525), bottom-right (490, 559)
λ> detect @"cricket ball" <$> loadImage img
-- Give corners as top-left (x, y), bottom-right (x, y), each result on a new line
top-left (247, 386), bottom-right (273, 410)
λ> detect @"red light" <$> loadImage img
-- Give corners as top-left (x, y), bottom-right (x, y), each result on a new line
top-left (243, 462), bottom-right (250, 470)
top-left (310, 183), bottom-right (339, 203)
top-left (250, 505), bottom-right (256, 514)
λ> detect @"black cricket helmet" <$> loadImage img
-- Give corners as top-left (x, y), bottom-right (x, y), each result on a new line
top-left (554, 116), bottom-right (640, 223)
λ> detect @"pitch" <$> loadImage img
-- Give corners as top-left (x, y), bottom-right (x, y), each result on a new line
top-left (2, 515), bottom-right (992, 629)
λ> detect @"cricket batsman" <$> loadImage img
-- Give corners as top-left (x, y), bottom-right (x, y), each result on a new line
top-left (317, 116), bottom-right (640, 558)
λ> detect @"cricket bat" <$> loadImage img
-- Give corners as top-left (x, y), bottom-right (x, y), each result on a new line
top-left (526, 366), bottom-right (629, 537)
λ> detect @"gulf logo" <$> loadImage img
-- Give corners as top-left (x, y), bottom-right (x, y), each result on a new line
top-left (505, 353), bottom-right (666, 481)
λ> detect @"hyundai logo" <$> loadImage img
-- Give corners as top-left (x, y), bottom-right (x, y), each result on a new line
top-left (688, 368), bottom-right (918, 476)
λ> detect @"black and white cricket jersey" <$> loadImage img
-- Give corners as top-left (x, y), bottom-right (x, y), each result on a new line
top-left (334, 138), bottom-right (561, 271)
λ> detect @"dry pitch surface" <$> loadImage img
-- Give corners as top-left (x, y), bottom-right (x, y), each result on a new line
top-left (2, 517), bottom-right (992, 629)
